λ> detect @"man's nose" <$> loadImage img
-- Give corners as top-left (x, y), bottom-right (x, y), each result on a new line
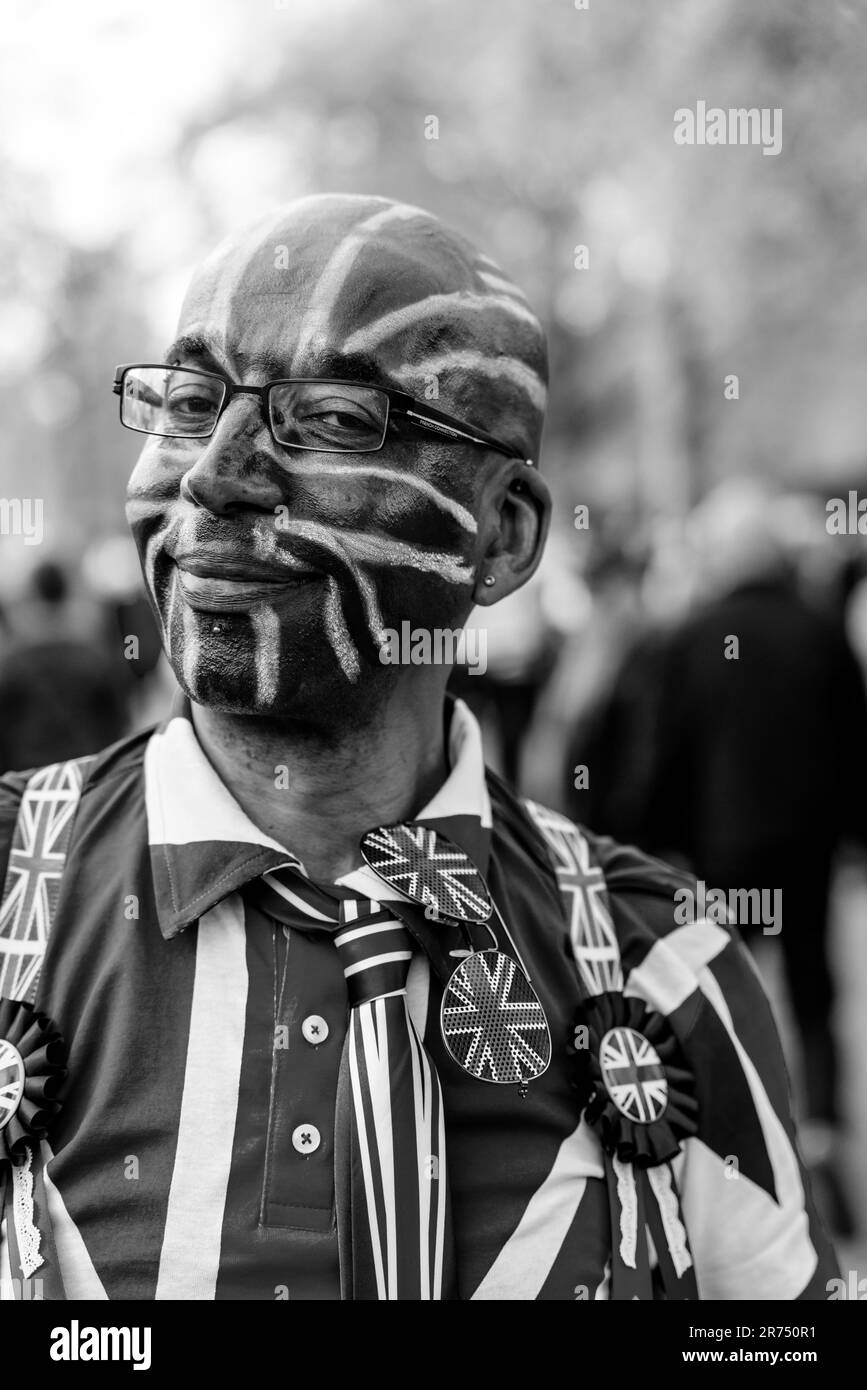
top-left (179, 398), bottom-right (288, 516)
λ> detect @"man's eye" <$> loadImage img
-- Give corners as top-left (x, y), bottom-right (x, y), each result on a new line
top-left (305, 408), bottom-right (370, 428)
top-left (167, 391), bottom-right (219, 416)
top-left (297, 395), bottom-right (380, 426)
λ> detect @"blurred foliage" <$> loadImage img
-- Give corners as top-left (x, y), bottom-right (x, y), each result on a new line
top-left (2, 0), bottom-right (867, 579)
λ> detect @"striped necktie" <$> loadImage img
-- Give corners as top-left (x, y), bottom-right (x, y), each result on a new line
top-left (246, 871), bottom-right (457, 1300)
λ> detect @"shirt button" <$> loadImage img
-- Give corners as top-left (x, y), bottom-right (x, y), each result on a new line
top-left (292, 1123), bottom-right (321, 1155)
top-left (301, 1014), bottom-right (329, 1045)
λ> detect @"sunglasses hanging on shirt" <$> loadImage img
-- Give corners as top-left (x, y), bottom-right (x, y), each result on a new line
top-left (359, 822), bottom-right (552, 1092)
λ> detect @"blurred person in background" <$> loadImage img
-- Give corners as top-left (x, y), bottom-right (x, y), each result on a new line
top-left (0, 558), bottom-right (128, 771)
top-left (556, 538), bottom-right (662, 843)
top-left (522, 516), bottom-right (698, 821)
top-left (449, 538), bottom-right (570, 785)
top-left (82, 535), bottom-right (175, 730)
top-left (640, 479), bottom-right (867, 1235)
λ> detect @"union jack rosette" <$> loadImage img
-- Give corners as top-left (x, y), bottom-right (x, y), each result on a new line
top-left (0, 998), bottom-right (67, 1162)
top-left (572, 993), bottom-right (698, 1166)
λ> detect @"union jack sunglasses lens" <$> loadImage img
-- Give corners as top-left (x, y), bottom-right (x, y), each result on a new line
top-left (359, 822), bottom-right (493, 923)
top-left (440, 948), bottom-right (552, 1085)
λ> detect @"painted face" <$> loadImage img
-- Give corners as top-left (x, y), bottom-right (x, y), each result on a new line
top-left (125, 194), bottom-right (547, 721)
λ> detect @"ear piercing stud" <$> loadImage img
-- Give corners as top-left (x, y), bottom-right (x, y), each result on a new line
top-left (483, 575), bottom-right (496, 587)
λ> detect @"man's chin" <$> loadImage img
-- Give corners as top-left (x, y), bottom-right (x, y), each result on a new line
top-left (166, 639), bottom-right (381, 726)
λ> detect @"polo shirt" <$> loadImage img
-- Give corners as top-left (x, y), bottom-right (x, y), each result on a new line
top-left (0, 696), bottom-right (610, 1299)
top-left (0, 695), bottom-right (838, 1300)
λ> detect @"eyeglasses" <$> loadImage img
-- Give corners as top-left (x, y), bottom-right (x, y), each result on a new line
top-left (112, 364), bottom-right (530, 463)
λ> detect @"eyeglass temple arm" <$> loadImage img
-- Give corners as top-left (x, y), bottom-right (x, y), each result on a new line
top-left (399, 407), bottom-right (532, 465)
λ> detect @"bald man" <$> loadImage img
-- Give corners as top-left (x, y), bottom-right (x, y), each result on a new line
top-left (0, 196), bottom-right (836, 1301)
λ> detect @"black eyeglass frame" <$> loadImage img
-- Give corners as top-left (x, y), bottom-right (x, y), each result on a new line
top-left (112, 363), bottom-right (532, 464)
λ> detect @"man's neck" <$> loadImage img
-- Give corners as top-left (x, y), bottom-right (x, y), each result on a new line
top-left (190, 685), bottom-right (451, 882)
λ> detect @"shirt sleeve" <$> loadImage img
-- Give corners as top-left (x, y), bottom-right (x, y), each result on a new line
top-left (0, 771), bottom-right (28, 1299)
top-left (590, 834), bottom-right (839, 1300)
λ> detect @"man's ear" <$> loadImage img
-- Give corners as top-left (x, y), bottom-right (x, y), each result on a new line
top-left (472, 461), bottom-right (552, 606)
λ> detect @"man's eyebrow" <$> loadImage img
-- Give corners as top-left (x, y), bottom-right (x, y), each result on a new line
top-left (163, 334), bottom-right (222, 367)
top-left (313, 350), bottom-right (393, 385)
top-left (231, 349), bottom-right (387, 382)
top-left (165, 337), bottom-right (285, 379)
top-left (231, 345), bottom-right (289, 378)
top-left (162, 338), bottom-right (392, 386)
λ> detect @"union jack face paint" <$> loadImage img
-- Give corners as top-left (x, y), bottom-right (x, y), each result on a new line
top-left (125, 195), bottom-right (548, 721)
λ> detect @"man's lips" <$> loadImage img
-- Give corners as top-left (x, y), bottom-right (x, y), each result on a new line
top-left (170, 547), bottom-right (323, 612)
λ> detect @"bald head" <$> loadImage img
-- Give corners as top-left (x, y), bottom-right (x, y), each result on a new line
top-left (178, 194), bottom-right (548, 461)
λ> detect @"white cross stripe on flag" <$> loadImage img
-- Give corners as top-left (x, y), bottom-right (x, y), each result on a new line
top-left (0, 759), bottom-right (90, 1002)
top-left (599, 1026), bottom-right (669, 1125)
top-left (524, 800), bottom-right (623, 996)
top-left (0, 1036), bottom-right (25, 1130)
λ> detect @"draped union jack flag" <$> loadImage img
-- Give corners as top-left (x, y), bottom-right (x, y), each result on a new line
top-left (441, 949), bottom-right (551, 1084)
top-left (599, 1026), bottom-right (669, 1125)
top-left (524, 800), bottom-right (623, 997)
top-left (0, 759), bottom-right (91, 1003)
top-left (0, 703), bottom-right (838, 1300)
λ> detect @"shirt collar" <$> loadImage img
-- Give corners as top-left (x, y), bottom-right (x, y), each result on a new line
top-left (144, 689), bottom-right (493, 939)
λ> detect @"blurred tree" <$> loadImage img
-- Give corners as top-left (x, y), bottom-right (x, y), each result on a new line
top-left (2, 0), bottom-right (867, 567)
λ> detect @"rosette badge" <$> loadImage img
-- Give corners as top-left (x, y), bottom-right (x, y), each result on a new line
top-left (575, 993), bottom-right (698, 1166)
top-left (0, 999), bottom-right (67, 1161)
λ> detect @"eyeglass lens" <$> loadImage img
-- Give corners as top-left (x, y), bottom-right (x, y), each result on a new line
top-left (121, 367), bottom-right (389, 453)
top-left (121, 367), bottom-right (224, 437)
